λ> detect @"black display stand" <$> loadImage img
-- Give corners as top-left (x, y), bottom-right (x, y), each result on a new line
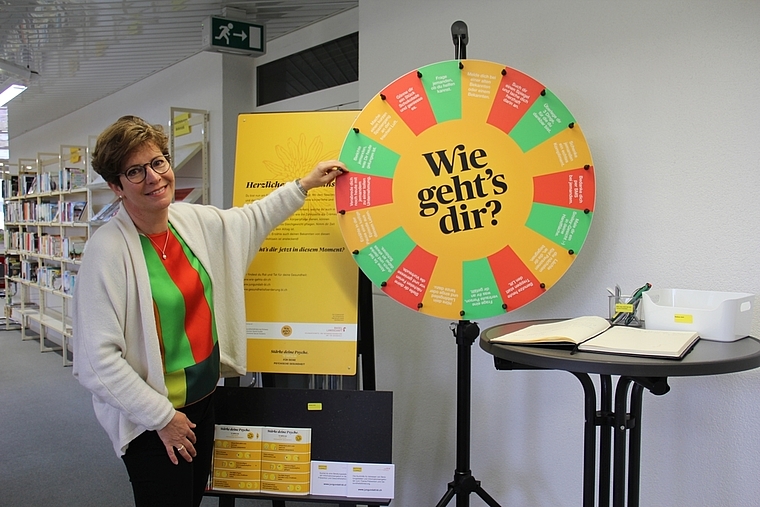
top-left (210, 387), bottom-right (393, 507)
top-left (214, 268), bottom-right (381, 507)
top-left (435, 321), bottom-right (501, 507)
top-left (435, 21), bottom-right (502, 507)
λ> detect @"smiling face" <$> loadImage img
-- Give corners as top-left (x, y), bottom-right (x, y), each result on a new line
top-left (108, 142), bottom-right (175, 233)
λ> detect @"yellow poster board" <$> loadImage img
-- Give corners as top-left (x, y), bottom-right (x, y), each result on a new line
top-left (233, 111), bottom-right (359, 374)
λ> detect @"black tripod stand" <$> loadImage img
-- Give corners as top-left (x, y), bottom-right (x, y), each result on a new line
top-left (435, 320), bottom-right (501, 507)
top-left (435, 21), bottom-right (502, 507)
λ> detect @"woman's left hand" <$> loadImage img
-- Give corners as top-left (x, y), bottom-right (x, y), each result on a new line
top-left (299, 160), bottom-right (348, 192)
top-left (157, 411), bottom-right (198, 465)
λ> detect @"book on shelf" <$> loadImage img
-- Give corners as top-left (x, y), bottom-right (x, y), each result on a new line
top-left (72, 201), bottom-right (87, 222)
top-left (5, 231), bottom-right (21, 252)
top-left (39, 234), bottom-right (63, 257)
top-left (64, 236), bottom-right (87, 260)
top-left (57, 167), bottom-right (87, 191)
top-left (22, 175), bottom-right (37, 196)
top-left (39, 172), bottom-right (59, 193)
top-left (6, 259), bottom-right (21, 278)
top-left (488, 315), bottom-right (700, 360)
top-left (68, 167), bottom-right (87, 190)
top-left (38, 266), bottom-right (61, 289)
top-left (58, 201), bottom-right (87, 222)
top-left (21, 259), bottom-right (39, 282)
top-left (3, 175), bottom-right (19, 198)
top-left (63, 270), bottom-right (78, 294)
top-left (39, 202), bottom-right (59, 222)
top-left (91, 199), bottom-right (121, 222)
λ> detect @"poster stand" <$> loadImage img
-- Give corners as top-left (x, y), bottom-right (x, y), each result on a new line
top-left (216, 269), bottom-right (379, 507)
top-left (357, 271), bottom-right (377, 391)
top-left (435, 22), bottom-right (502, 507)
top-left (258, 269), bottom-right (376, 391)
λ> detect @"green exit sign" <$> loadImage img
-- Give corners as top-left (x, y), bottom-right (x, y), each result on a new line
top-left (202, 16), bottom-right (266, 55)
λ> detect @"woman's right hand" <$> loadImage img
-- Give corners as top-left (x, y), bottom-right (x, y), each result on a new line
top-left (157, 411), bottom-right (197, 464)
top-left (299, 160), bottom-right (348, 191)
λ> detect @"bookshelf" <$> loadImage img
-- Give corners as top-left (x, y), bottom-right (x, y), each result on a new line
top-left (3, 158), bottom-right (39, 338)
top-left (170, 107), bottom-right (209, 204)
top-left (3, 147), bottom-right (89, 365)
top-left (1, 160), bottom-right (21, 331)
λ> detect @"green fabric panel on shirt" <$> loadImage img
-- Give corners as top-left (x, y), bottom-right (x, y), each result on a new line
top-left (140, 235), bottom-right (193, 371)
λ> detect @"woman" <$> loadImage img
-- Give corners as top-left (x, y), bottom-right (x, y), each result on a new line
top-left (72, 115), bottom-right (346, 506)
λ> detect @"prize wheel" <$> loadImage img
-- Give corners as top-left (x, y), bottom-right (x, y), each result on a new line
top-left (336, 60), bottom-right (595, 320)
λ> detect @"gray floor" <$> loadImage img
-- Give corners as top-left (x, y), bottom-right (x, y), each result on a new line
top-left (0, 326), bottom-right (136, 506)
top-left (0, 326), bottom-right (338, 507)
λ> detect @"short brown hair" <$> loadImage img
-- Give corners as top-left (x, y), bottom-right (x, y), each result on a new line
top-left (91, 115), bottom-right (169, 187)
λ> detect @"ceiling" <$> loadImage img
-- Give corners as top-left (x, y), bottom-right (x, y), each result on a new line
top-left (0, 0), bottom-right (358, 140)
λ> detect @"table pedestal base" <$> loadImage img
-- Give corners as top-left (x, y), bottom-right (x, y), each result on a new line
top-left (495, 358), bottom-right (670, 507)
top-left (573, 372), bottom-right (670, 507)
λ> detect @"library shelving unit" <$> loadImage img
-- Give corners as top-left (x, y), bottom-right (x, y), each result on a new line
top-left (170, 107), bottom-right (209, 205)
top-left (3, 147), bottom-right (89, 365)
top-left (3, 157), bottom-right (41, 339)
top-left (1, 159), bottom-right (22, 331)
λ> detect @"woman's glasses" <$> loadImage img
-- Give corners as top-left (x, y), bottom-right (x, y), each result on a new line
top-left (120, 154), bottom-right (171, 184)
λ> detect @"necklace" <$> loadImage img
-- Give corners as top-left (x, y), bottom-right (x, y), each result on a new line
top-left (145, 229), bottom-right (170, 260)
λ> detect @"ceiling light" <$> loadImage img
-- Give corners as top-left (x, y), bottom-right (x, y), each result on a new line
top-left (0, 58), bottom-right (34, 81)
top-left (0, 84), bottom-right (27, 107)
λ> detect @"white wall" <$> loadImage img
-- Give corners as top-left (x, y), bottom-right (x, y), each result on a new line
top-left (359, 1), bottom-right (760, 506)
top-left (221, 53), bottom-right (256, 208)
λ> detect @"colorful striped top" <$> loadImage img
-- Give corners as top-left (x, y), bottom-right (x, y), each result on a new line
top-left (140, 223), bottom-right (219, 408)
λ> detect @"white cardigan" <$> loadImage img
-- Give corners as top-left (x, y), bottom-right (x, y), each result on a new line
top-left (72, 182), bottom-right (304, 456)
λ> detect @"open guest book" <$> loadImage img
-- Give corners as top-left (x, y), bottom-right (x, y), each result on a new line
top-left (489, 316), bottom-right (700, 359)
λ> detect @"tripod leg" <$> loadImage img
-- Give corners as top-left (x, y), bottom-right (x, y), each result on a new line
top-left (435, 484), bottom-right (457, 507)
top-left (442, 473), bottom-right (502, 507)
top-left (473, 483), bottom-right (503, 507)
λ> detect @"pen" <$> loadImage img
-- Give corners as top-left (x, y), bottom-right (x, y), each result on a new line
top-left (627, 283), bottom-right (652, 305)
top-left (623, 283), bottom-right (651, 325)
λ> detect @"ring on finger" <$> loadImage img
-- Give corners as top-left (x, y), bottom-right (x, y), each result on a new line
top-left (176, 444), bottom-right (185, 451)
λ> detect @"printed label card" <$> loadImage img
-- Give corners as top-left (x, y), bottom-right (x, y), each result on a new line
top-left (260, 427), bottom-right (312, 495)
top-left (211, 425), bottom-right (263, 493)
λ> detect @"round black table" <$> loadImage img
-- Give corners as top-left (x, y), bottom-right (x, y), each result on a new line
top-left (480, 320), bottom-right (760, 507)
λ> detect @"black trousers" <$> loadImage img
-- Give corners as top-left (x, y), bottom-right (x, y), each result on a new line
top-left (122, 394), bottom-right (215, 507)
